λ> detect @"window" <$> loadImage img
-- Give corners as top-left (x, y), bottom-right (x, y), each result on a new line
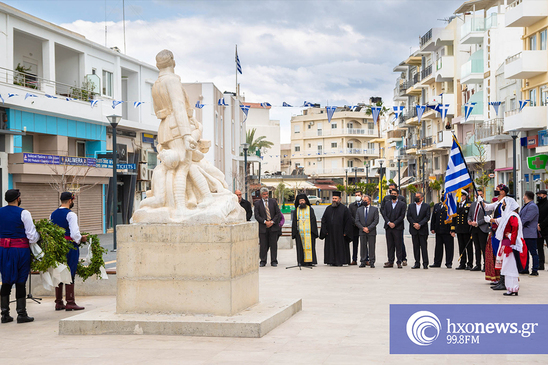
top-left (510, 98), bottom-right (516, 111)
top-left (331, 142), bottom-right (337, 148)
top-left (541, 29), bottom-right (547, 51)
top-left (331, 123), bottom-right (337, 129)
top-left (102, 70), bottom-right (113, 97)
top-left (347, 122), bottom-right (353, 129)
top-left (294, 125), bottom-right (300, 133)
top-left (318, 145), bottom-right (323, 153)
top-left (347, 142), bottom-right (353, 149)
top-left (347, 160), bottom-right (354, 168)
top-left (76, 141), bottom-right (86, 157)
top-left (92, 68), bottom-right (96, 75)
top-left (530, 88), bottom-right (537, 107)
top-left (530, 34), bottom-right (537, 50)
top-left (214, 114), bottom-right (219, 145)
top-left (147, 152), bottom-right (158, 170)
top-left (231, 120), bottom-right (235, 151)
top-left (541, 86), bottom-right (548, 107)
top-left (295, 145), bottom-right (300, 152)
top-left (22, 135), bottom-right (33, 153)
top-left (434, 157), bottom-right (439, 170)
top-left (308, 143), bottom-right (311, 148)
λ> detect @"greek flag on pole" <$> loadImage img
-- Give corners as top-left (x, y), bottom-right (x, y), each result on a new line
top-left (519, 100), bottom-right (530, 112)
top-left (325, 106), bottom-right (336, 123)
top-left (195, 101), bottom-right (204, 109)
top-left (8, 93), bottom-right (18, 98)
top-left (371, 106), bottom-right (381, 125)
top-left (112, 100), bottom-right (124, 109)
top-left (489, 101), bottom-right (501, 116)
top-left (25, 93), bottom-right (38, 100)
top-left (236, 47), bottom-right (242, 75)
top-left (443, 135), bottom-right (473, 223)
top-left (282, 102), bottom-right (292, 107)
top-left (303, 101), bottom-right (315, 107)
top-left (416, 105), bottom-right (426, 123)
top-left (133, 101), bottom-right (144, 108)
top-left (90, 100), bottom-right (99, 108)
top-left (464, 102), bottom-right (476, 121)
top-left (239, 104), bottom-right (250, 122)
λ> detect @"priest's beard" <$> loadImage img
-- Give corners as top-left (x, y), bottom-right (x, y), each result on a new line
top-left (331, 201), bottom-right (340, 207)
top-left (299, 203), bottom-right (306, 209)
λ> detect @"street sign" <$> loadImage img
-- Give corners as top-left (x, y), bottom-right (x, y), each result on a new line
top-left (527, 154), bottom-right (548, 170)
top-left (488, 173), bottom-right (495, 178)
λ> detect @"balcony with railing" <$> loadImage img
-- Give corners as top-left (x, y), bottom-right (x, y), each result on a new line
top-left (475, 118), bottom-right (512, 144)
top-left (504, 105), bottom-right (548, 132)
top-left (506, 0), bottom-right (548, 27)
top-left (420, 29), bottom-right (433, 48)
top-left (420, 28), bottom-right (454, 51)
top-left (303, 128), bottom-right (378, 138)
top-left (505, 51), bottom-right (548, 79)
top-left (461, 14), bottom-right (496, 44)
top-left (387, 129), bottom-right (405, 141)
top-left (435, 56), bottom-right (454, 81)
top-left (461, 50), bottom-right (484, 84)
top-left (420, 64), bottom-right (434, 84)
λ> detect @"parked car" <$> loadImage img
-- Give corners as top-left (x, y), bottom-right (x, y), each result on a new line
top-left (307, 195), bottom-right (322, 205)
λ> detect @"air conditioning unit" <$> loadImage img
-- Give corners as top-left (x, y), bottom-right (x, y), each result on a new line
top-left (148, 169), bottom-right (154, 181)
top-left (390, 163), bottom-right (395, 168)
top-left (140, 149), bottom-right (148, 163)
top-left (138, 163), bottom-right (148, 181)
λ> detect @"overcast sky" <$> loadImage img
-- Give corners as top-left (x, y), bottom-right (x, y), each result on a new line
top-left (5, 0), bottom-right (464, 142)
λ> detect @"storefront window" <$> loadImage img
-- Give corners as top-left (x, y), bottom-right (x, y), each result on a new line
top-left (22, 135), bottom-right (33, 153)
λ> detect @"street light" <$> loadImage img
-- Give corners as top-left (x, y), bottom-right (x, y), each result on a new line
top-left (509, 130), bottom-right (520, 198)
top-left (397, 157), bottom-right (401, 189)
top-left (107, 114), bottom-right (121, 252)
top-left (241, 142), bottom-right (250, 200)
top-left (365, 160), bottom-right (369, 184)
top-left (379, 160), bottom-right (384, 202)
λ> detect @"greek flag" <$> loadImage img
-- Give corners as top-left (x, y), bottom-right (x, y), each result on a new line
top-left (393, 105), bottom-right (404, 121)
top-left (371, 106), bottom-right (381, 125)
top-left (195, 101), bottom-right (205, 109)
top-left (519, 100), bottom-right (530, 112)
top-left (303, 101), bottom-right (315, 107)
top-left (236, 47), bottom-right (242, 75)
top-left (426, 104), bottom-right (440, 113)
top-left (239, 104), bottom-right (250, 122)
top-left (25, 93), bottom-right (38, 100)
top-left (218, 98), bottom-right (229, 106)
top-left (0, 94), bottom-right (3, 104)
top-left (282, 102), bottom-right (292, 107)
top-left (90, 100), bottom-right (99, 108)
top-left (8, 93), bottom-right (18, 98)
top-left (440, 104), bottom-right (449, 121)
top-left (325, 106), bottom-right (336, 123)
top-left (65, 97), bottom-right (77, 101)
top-left (45, 94), bottom-right (57, 99)
top-left (133, 101), bottom-right (144, 108)
top-left (489, 101), bottom-right (501, 116)
top-left (112, 100), bottom-right (124, 109)
top-left (464, 102), bottom-right (476, 121)
top-left (416, 105), bottom-right (426, 123)
top-left (260, 102), bottom-right (271, 108)
top-left (443, 135), bottom-right (473, 223)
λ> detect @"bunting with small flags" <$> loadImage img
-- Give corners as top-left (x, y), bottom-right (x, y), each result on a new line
top-left (416, 105), bottom-right (426, 123)
top-left (133, 101), bottom-right (144, 108)
top-left (65, 97), bottom-right (77, 102)
top-left (260, 102), bottom-right (271, 108)
top-left (282, 102), bottom-right (292, 107)
top-left (218, 98), bottom-right (229, 106)
top-left (325, 106), bottom-right (336, 123)
top-left (464, 102), bottom-right (476, 122)
top-left (303, 101), bottom-right (315, 107)
top-left (112, 100), bottom-right (124, 109)
top-left (239, 104), bottom-right (250, 122)
top-left (195, 101), bottom-right (205, 109)
top-left (25, 93), bottom-right (38, 100)
top-left (489, 101), bottom-right (501, 116)
top-left (8, 93), bottom-right (18, 98)
top-left (371, 106), bottom-right (382, 125)
top-left (45, 94), bottom-right (57, 99)
top-left (393, 105), bottom-right (404, 121)
top-left (0, 94), bottom-right (3, 104)
top-left (90, 100), bottom-right (99, 108)
top-left (519, 100), bottom-right (530, 112)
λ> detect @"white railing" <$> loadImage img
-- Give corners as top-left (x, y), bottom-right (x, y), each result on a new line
top-left (505, 52), bottom-right (521, 65)
top-left (507, 0), bottom-right (522, 9)
top-left (303, 128), bottom-right (378, 138)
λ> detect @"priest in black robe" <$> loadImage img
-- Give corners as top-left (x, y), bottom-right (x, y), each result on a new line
top-left (291, 194), bottom-right (318, 266)
top-left (320, 191), bottom-right (353, 266)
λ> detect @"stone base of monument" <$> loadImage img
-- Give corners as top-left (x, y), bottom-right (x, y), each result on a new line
top-left (59, 222), bottom-right (302, 337)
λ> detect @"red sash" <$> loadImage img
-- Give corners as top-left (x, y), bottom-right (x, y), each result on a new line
top-left (0, 237), bottom-right (30, 248)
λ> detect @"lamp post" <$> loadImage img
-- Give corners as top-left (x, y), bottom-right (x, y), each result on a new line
top-left (379, 160), bottom-right (384, 202)
top-left (107, 114), bottom-right (121, 252)
top-left (397, 157), bottom-right (401, 188)
top-left (365, 161), bottom-right (369, 184)
top-left (345, 168), bottom-right (348, 204)
top-left (242, 143), bottom-right (250, 201)
top-left (509, 130), bottom-right (519, 198)
top-left (354, 166), bottom-right (357, 184)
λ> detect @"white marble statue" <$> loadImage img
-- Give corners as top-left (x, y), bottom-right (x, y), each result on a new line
top-left (132, 50), bottom-right (245, 224)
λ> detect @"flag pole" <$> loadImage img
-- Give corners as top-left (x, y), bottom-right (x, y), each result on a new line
top-left (235, 44), bottom-right (238, 99)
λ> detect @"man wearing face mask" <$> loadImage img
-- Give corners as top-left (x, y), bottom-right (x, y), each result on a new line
top-left (519, 191), bottom-right (539, 275)
top-left (355, 195), bottom-right (379, 268)
top-left (348, 191), bottom-right (365, 265)
top-left (382, 189), bottom-right (407, 268)
top-left (50, 192), bottom-right (88, 311)
top-left (320, 192), bottom-right (353, 266)
top-left (381, 183), bottom-right (408, 265)
top-left (291, 194), bottom-right (318, 266)
top-left (407, 192), bottom-right (431, 269)
top-left (536, 190), bottom-right (548, 271)
top-left (454, 190), bottom-right (473, 270)
top-left (0, 189), bottom-right (40, 324)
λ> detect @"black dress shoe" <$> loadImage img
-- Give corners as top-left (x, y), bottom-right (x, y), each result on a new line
top-left (359, 263), bottom-right (366, 268)
top-left (519, 270), bottom-right (529, 275)
top-left (429, 264), bottom-right (441, 268)
top-left (470, 266), bottom-right (481, 272)
top-left (423, 265), bottom-right (429, 269)
top-left (465, 265), bottom-right (473, 270)
top-left (271, 263), bottom-right (278, 267)
top-left (411, 265), bottom-right (420, 269)
top-left (259, 262), bottom-right (266, 267)
top-left (455, 265), bottom-right (466, 270)
top-left (530, 271), bottom-right (539, 276)
top-left (503, 291), bottom-right (518, 296)
top-left (370, 264), bottom-right (375, 268)
top-left (446, 264), bottom-right (452, 269)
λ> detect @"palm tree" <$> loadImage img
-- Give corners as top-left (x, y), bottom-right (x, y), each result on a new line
top-left (246, 128), bottom-right (274, 156)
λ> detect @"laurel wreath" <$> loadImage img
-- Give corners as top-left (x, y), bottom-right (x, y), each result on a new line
top-left (76, 232), bottom-right (108, 282)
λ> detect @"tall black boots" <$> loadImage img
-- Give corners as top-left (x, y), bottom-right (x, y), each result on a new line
top-left (491, 275), bottom-right (506, 290)
top-left (16, 298), bottom-right (34, 323)
top-left (1, 296), bottom-right (13, 323)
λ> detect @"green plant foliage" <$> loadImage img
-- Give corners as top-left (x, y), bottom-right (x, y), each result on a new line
top-left (76, 233), bottom-right (108, 282)
top-left (408, 184), bottom-right (418, 194)
top-left (31, 219), bottom-right (73, 273)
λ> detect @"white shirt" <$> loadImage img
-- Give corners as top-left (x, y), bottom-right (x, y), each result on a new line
top-left (50, 207), bottom-right (82, 244)
top-left (21, 210), bottom-right (40, 244)
top-left (391, 201), bottom-right (397, 209)
top-left (416, 202), bottom-right (422, 215)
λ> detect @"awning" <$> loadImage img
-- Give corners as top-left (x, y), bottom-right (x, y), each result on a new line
top-left (454, 0), bottom-right (502, 14)
top-left (315, 184), bottom-right (338, 191)
top-left (397, 176), bottom-right (414, 187)
top-left (261, 180), bottom-right (316, 190)
top-left (494, 167), bottom-right (513, 172)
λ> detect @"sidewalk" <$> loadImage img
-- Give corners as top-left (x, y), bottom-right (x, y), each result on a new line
top-left (0, 235), bottom-right (546, 364)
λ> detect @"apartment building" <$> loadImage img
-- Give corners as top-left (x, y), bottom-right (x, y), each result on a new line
top-left (0, 3), bottom-right (159, 233)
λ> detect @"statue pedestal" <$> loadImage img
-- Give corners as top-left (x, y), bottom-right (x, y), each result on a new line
top-left (116, 222), bottom-right (259, 316)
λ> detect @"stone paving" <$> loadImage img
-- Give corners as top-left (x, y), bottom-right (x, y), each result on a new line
top-left (0, 235), bottom-right (546, 364)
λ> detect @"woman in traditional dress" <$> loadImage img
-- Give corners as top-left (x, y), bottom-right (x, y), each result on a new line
top-left (482, 184), bottom-right (508, 289)
top-left (291, 194), bottom-right (318, 266)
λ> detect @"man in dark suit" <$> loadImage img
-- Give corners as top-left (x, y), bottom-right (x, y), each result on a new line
top-left (520, 191), bottom-right (539, 275)
top-left (455, 190), bottom-right (472, 270)
top-left (254, 187), bottom-right (282, 267)
top-left (536, 190), bottom-right (548, 271)
top-left (381, 183), bottom-right (408, 265)
top-left (382, 189), bottom-right (407, 268)
top-left (355, 195), bottom-right (379, 268)
top-left (348, 191), bottom-right (365, 265)
top-left (467, 189), bottom-right (490, 271)
top-left (430, 193), bottom-right (455, 268)
top-left (235, 189), bottom-right (252, 221)
top-left (407, 192), bottom-right (430, 269)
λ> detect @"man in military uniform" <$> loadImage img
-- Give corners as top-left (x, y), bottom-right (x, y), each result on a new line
top-left (429, 192), bottom-right (454, 268)
top-left (454, 190), bottom-right (473, 270)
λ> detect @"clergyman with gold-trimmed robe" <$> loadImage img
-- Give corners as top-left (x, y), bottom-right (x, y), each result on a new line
top-left (291, 194), bottom-right (318, 266)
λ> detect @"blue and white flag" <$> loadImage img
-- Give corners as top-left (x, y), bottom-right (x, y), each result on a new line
top-left (282, 102), bottom-right (292, 107)
top-left (133, 101), bottom-right (144, 108)
top-left (8, 93), bottom-right (18, 98)
top-left (25, 93), bottom-right (38, 100)
top-left (489, 101), bottom-right (501, 116)
top-left (218, 98), bottom-right (229, 106)
top-left (236, 47), bottom-right (242, 75)
top-left (464, 102), bottom-right (476, 121)
top-left (393, 105), bottom-right (404, 121)
top-left (416, 105), bottom-right (426, 123)
top-left (239, 104), bottom-right (250, 122)
top-left (325, 106), bottom-right (336, 123)
top-left (371, 106), bottom-right (382, 125)
top-left (0, 94), bottom-right (3, 104)
top-left (112, 100), bottom-right (124, 109)
top-left (440, 104), bottom-right (449, 121)
top-left (195, 101), bottom-right (205, 109)
top-left (90, 100), bottom-right (99, 108)
top-left (65, 97), bottom-right (77, 101)
top-left (519, 100), bottom-right (530, 112)
top-left (426, 104), bottom-right (441, 113)
top-left (443, 135), bottom-right (473, 223)
top-left (303, 101), bottom-right (315, 107)
top-left (260, 102), bottom-right (271, 108)
top-left (45, 94), bottom-right (57, 99)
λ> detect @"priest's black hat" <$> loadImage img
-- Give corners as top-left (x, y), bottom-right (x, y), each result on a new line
top-left (294, 194), bottom-right (310, 207)
top-left (5, 189), bottom-right (20, 203)
top-left (332, 191), bottom-right (342, 197)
